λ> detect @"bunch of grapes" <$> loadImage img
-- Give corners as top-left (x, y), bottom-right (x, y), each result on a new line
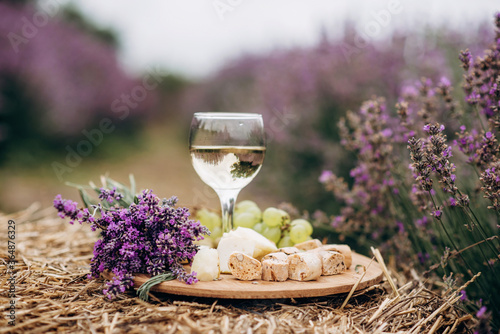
top-left (195, 200), bottom-right (314, 248)
top-left (194, 208), bottom-right (223, 247)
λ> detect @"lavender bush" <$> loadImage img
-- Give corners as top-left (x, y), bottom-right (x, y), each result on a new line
top-left (184, 24), bottom-right (491, 212)
top-left (319, 15), bottom-right (500, 329)
top-left (0, 2), bottom-right (156, 163)
top-left (54, 177), bottom-right (209, 299)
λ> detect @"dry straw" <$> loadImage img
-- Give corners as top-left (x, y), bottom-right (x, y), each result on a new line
top-left (1, 204), bottom-right (478, 333)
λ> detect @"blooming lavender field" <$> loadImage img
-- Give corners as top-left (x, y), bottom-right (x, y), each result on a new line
top-left (0, 2), bottom-right (157, 162)
top-left (182, 14), bottom-right (500, 331)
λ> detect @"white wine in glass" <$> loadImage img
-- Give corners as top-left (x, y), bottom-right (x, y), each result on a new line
top-left (189, 113), bottom-right (266, 233)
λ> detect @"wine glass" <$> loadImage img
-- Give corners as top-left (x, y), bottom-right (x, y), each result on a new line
top-left (189, 112), bottom-right (266, 233)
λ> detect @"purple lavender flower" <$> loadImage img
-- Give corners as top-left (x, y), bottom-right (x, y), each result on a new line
top-left (415, 216), bottom-right (429, 227)
top-left (460, 290), bottom-right (467, 301)
top-left (417, 252), bottom-right (430, 264)
top-left (0, 2), bottom-right (156, 138)
top-left (53, 194), bottom-right (94, 225)
top-left (396, 221), bottom-right (405, 234)
top-left (98, 187), bottom-right (124, 203)
top-left (54, 189), bottom-right (209, 299)
top-left (476, 306), bottom-right (488, 319)
top-left (466, 92), bottom-right (481, 105)
top-left (103, 275), bottom-right (134, 300)
top-left (477, 132), bottom-right (499, 168)
top-left (319, 170), bottom-right (333, 183)
top-left (480, 162), bottom-right (500, 211)
top-left (431, 209), bottom-right (442, 219)
top-left (420, 123), bottom-right (458, 195)
top-left (454, 126), bottom-right (482, 165)
top-left (408, 137), bottom-right (433, 191)
top-left (459, 50), bottom-right (473, 71)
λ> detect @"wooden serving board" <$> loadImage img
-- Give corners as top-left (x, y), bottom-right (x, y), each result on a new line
top-left (105, 252), bottom-right (383, 299)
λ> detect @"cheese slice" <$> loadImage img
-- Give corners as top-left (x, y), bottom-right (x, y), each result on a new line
top-left (217, 237), bottom-right (255, 273)
top-left (261, 258), bottom-right (289, 282)
top-left (277, 247), bottom-right (301, 255)
top-left (262, 252), bottom-right (289, 262)
top-left (190, 247), bottom-right (220, 281)
top-left (287, 253), bottom-right (322, 281)
top-left (316, 250), bottom-right (346, 275)
top-left (225, 227), bottom-right (278, 260)
top-left (228, 252), bottom-right (262, 281)
top-left (294, 239), bottom-right (322, 251)
top-left (319, 244), bottom-right (352, 269)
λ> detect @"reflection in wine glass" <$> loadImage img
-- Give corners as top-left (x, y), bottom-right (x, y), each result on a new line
top-left (189, 113), bottom-right (266, 233)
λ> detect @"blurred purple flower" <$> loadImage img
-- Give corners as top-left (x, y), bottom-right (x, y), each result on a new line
top-left (476, 306), bottom-right (487, 319)
top-left (432, 209), bottom-right (442, 219)
top-left (319, 170), bottom-right (333, 183)
top-left (396, 221), bottom-right (405, 234)
top-left (459, 50), bottom-right (472, 71)
top-left (0, 3), bottom-right (156, 137)
top-left (415, 216), bottom-right (429, 227)
top-left (460, 290), bottom-right (467, 301)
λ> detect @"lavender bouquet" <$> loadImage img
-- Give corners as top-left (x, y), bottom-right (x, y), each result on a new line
top-left (54, 176), bottom-right (209, 300)
top-left (319, 14), bottom-right (500, 330)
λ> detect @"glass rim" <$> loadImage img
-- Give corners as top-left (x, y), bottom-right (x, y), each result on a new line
top-left (193, 112), bottom-right (262, 119)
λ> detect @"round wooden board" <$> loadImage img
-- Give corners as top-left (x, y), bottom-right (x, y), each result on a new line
top-left (105, 252), bottom-right (383, 299)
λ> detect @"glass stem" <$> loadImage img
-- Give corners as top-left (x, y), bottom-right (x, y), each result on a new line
top-left (216, 189), bottom-right (241, 233)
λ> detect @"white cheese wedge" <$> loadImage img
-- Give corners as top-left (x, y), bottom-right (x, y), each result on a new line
top-left (262, 252), bottom-right (289, 262)
top-left (217, 236), bottom-right (255, 273)
top-left (319, 244), bottom-right (352, 269)
top-left (191, 247), bottom-right (220, 281)
top-left (261, 258), bottom-right (289, 282)
top-left (225, 227), bottom-right (278, 260)
top-left (228, 252), bottom-right (262, 280)
top-left (277, 247), bottom-right (301, 255)
top-left (294, 239), bottom-right (322, 251)
top-left (315, 250), bottom-right (346, 275)
top-left (287, 253), bottom-right (322, 281)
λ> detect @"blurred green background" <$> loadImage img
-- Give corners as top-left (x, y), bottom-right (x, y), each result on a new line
top-left (0, 0), bottom-right (495, 214)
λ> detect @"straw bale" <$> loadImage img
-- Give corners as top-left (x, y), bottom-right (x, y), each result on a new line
top-left (0, 206), bottom-right (478, 333)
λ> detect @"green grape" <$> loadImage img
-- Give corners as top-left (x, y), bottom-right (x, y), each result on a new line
top-left (196, 208), bottom-right (216, 231)
top-left (277, 235), bottom-right (293, 248)
top-left (253, 222), bottom-right (265, 234)
top-left (234, 212), bottom-right (258, 228)
top-left (211, 226), bottom-right (222, 239)
top-left (209, 211), bottom-right (222, 229)
top-left (263, 207), bottom-right (290, 227)
top-left (262, 226), bottom-right (281, 244)
top-left (245, 206), bottom-right (262, 220)
top-left (290, 219), bottom-right (313, 236)
top-left (235, 200), bottom-right (259, 214)
top-left (289, 225), bottom-right (309, 244)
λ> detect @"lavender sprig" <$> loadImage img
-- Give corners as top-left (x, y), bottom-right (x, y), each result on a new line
top-left (54, 184), bottom-right (209, 300)
top-left (318, 14), bottom-right (500, 328)
top-left (480, 161), bottom-right (500, 211)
